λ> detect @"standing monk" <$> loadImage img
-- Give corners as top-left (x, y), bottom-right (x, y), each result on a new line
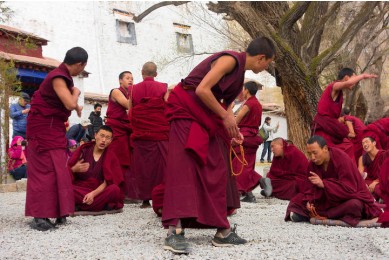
top-left (162, 37), bottom-right (276, 253)
top-left (105, 71), bottom-right (137, 200)
top-left (69, 125), bottom-right (124, 212)
top-left (130, 62), bottom-right (169, 208)
top-left (26, 47), bottom-right (88, 231)
top-left (233, 81), bottom-right (270, 202)
top-left (285, 136), bottom-right (382, 227)
top-left (265, 138), bottom-right (309, 200)
top-left (312, 68), bottom-right (376, 163)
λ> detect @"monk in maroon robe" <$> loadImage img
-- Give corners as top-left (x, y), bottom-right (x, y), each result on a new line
top-left (338, 109), bottom-right (367, 162)
top-left (26, 47), bottom-right (88, 231)
top-left (162, 37), bottom-right (276, 254)
top-left (378, 157), bottom-right (389, 227)
top-left (69, 126), bottom-right (124, 212)
top-left (105, 71), bottom-right (137, 200)
top-left (362, 118), bottom-right (389, 150)
top-left (312, 68), bottom-right (377, 164)
top-left (130, 62), bottom-right (169, 208)
top-left (233, 81), bottom-right (270, 202)
top-left (265, 138), bottom-right (309, 200)
top-left (285, 136), bottom-right (382, 227)
top-left (358, 137), bottom-right (389, 201)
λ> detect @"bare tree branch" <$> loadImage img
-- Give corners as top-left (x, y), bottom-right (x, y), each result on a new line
top-left (311, 1), bottom-right (380, 74)
top-left (133, 1), bottom-right (190, 23)
top-left (280, 1), bottom-right (311, 38)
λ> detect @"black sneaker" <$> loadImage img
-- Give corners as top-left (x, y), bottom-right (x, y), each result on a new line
top-left (55, 217), bottom-right (67, 226)
top-left (30, 218), bottom-right (57, 231)
top-left (212, 224), bottom-right (247, 247)
top-left (290, 212), bottom-right (309, 222)
top-left (241, 193), bottom-right (256, 203)
top-left (163, 230), bottom-right (190, 254)
top-left (259, 177), bottom-right (273, 197)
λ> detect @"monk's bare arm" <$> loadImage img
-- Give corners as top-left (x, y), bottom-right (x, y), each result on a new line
top-left (345, 121), bottom-right (356, 138)
top-left (111, 89), bottom-right (130, 110)
top-left (235, 105), bottom-right (250, 124)
top-left (357, 156), bottom-right (364, 174)
top-left (53, 78), bottom-right (80, 110)
top-left (333, 73), bottom-right (377, 91)
top-left (195, 55), bottom-right (239, 138)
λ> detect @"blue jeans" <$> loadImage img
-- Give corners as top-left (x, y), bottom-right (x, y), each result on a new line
top-left (260, 141), bottom-right (272, 162)
top-left (10, 164), bottom-right (27, 180)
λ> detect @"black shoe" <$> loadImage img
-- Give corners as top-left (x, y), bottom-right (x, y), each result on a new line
top-left (30, 218), bottom-right (57, 231)
top-left (140, 200), bottom-right (151, 209)
top-left (290, 212), bottom-right (310, 222)
top-left (212, 224), bottom-right (247, 247)
top-left (260, 190), bottom-right (266, 197)
top-left (241, 193), bottom-right (256, 203)
top-left (259, 177), bottom-right (273, 197)
top-left (163, 230), bottom-right (190, 254)
top-left (260, 159), bottom-right (265, 163)
top-left (55, 217), bottom-right (67, 226)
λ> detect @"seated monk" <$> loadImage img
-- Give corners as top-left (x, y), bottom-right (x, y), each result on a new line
top-left (362, 118), bottom-right (389, 150)
top-left (378, 157), bottom-right (389, 227)
top-left (312, 68), bottom-right (376, 164)
top-left (285, 135), bottom-right (382, 227)
top-left (358, 137), bottom-right (389, 202)
top-left (69, 125), bottom-right (124, 212)
top-left (264, 138), bottom-right (309, 200)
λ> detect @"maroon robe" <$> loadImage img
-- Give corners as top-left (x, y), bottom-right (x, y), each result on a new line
top-left (105, 86), bottom-right (137, 198)
top-left (362, 118), bottom-right (389, 150)
top-left (130, 77), bottom-right (169, 200)
top-left (267, 140), bottom-right (309, 200)
top-left (378, 157), bottom-right (389, 227)
top-left (68, 142), bottom-right (124, 211)
top-left (152, 183), bottom-right (165, 217)
top-left (285, 148), bottom-right (382, 226)
top-left (312, 82), bottom-right (355, 162)
top-left (162, 51), bottom-right (245, 229)
top-left (363, 150), bottom-right (389, 200)
top-left (25, 63), bottom-right (75, 218)
top-left (345, 115), bottom-right (366, 162)
top-left (233, 96), bottom-right (263, 193)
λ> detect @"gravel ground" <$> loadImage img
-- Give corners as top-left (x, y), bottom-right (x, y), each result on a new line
top-left (0, 189), bottom-right (388, 260)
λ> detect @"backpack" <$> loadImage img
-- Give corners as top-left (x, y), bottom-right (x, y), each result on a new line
top-left (258, 125), bottom-right (269, 141)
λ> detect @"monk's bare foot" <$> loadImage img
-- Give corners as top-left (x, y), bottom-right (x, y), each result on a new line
top-left (358, 217), bottom-right (381, 227)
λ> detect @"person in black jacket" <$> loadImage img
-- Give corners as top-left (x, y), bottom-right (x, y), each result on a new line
top-left (88, 103), bottom-right (104, 141)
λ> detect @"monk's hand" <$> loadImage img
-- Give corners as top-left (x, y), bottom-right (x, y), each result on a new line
top-left (368, 181), bottom-right (379, 193)
top-left (222, 111), bottom-right (239, 139)
top-left (306, 202), bottom-right (314, 212)
top-left (72, 87), bottom-right (81, 97)
top-left (308, 171), bottom-right (324, 188)
top-left (75, 105), bottom-right (83, 117)
top-left (231, 132), bottom-right (244, 146)
top-left (71, 159), bottom-right (90, 173)
top-left (83, 192), bottom-right (95, 205)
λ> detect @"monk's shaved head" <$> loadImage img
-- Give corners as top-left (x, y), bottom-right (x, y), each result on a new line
top-left (271, 138), bottom-right (284, 157)
top-left (272, 137), bottom-right (284, 146)
top-left (142, 62), bottom-right (157, 77)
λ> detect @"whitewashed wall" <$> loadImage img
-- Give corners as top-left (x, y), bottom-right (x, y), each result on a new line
top-left (4, 1), bottom-right (278, 126)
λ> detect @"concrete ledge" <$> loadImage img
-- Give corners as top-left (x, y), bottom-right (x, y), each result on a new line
top-left (0, 183), bottom-right (17, 193)
top-left (0, 178), bottom-right (27, 193)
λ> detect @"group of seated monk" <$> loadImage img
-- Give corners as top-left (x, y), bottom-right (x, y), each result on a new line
top-left (285, 135), bottom-right (386, 227)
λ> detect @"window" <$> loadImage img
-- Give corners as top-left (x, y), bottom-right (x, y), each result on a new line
top-left (116, 20), bottom-right (137, 45)
top-left (176, 32), bottom-right (193, 54)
